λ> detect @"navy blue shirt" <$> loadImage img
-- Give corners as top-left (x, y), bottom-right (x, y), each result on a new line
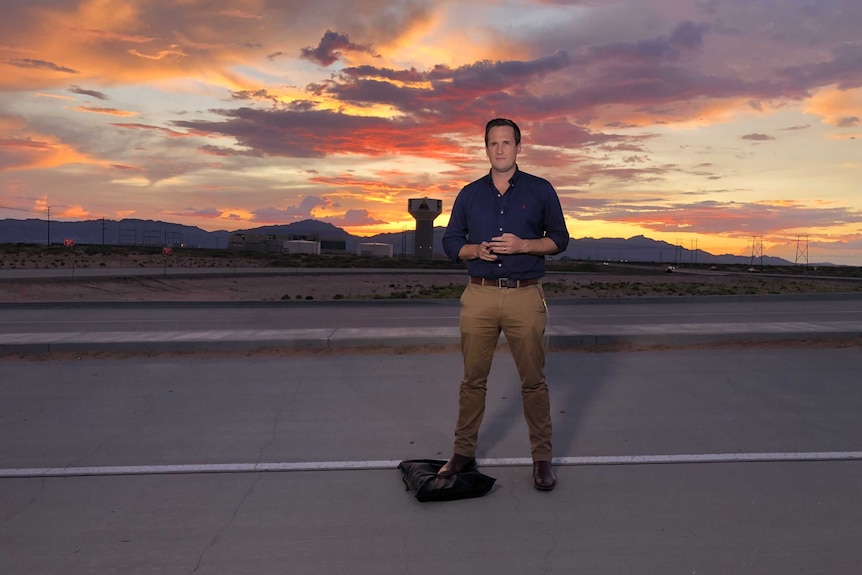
top-left (442, 167), bottom-right (569, 280)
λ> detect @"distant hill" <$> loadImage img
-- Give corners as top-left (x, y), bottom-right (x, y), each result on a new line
top-left (0, 217), bottom-right (794, 265)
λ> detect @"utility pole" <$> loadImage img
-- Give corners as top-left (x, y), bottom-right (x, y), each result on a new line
top-left (46, 205), bottom-right (51, 246)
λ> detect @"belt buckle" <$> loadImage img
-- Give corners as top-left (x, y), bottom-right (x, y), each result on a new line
top-left (498, 278), bottom-right (515, 288)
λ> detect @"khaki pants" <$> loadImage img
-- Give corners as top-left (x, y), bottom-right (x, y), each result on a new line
top-left (453, 282), bottom-right (552, 462)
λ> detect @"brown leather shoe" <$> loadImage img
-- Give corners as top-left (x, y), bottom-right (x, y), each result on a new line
top-left (437, 454), bottom-right (477, 478)
top-left (533, 461), bottom-right (556, 491)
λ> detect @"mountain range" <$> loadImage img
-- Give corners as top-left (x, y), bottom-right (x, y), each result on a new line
top-left (0, 217), bottom-right (794, 266)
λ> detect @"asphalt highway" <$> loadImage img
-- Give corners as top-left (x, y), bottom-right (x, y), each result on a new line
top-left (1, 294), bottom-right (862, 353)
top-left (1, 294), bottom-right (861, 574)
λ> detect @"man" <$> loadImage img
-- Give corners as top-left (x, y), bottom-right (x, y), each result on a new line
top-left (440, 118), bottom-right (569, 491)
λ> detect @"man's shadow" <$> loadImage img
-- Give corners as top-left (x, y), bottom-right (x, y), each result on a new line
top-left (475, 344), bottom-right (609, 460)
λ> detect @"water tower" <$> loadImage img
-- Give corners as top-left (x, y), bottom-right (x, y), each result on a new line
top-left (408, 197), bottom-right (442, 260)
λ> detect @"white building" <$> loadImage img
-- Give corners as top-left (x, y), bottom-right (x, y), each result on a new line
top-left (357, 242), bottom-right (393, 257)
top-left (283, 240), bottom-right (321, 255)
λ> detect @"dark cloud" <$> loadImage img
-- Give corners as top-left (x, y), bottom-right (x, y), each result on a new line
top-left (6, 58), bottom-right (77, 74)
top-left (778, 39), bottom-right (862, 91)
top-left (669, 20), bottom-right (711, 50)
top-left (253, 196), bottom-right (332, 222)
top-left (316, 51), bottom-right (577, 125)
top-left (252, 203), bottom-right (385, 227)
top-left (836, 116), bottom-right (860, 127)
top-left (111, 164), bottom-right (144, 172)
top-left (110, 123), bottom-right (189, 138)
top-left (581, 200), bottom-right (862, 236)
top-left (318, 42), bottom-right (786, 135)
top-left (300, 30), bottom-right (377, 67)
top-left (340, 65), bottom-right (426, 83)
top-left (170, 208), bottom-right (223, 219)
top-left (69, 85), bottom-right (109, 100)
top-left (324, 208), bottom-right (385, 227)
top-left (198, 144), bottom-right (262, 157)
top-left (587, 20), bottom-right (710, 63)
top-left (230, 89), bottom-right (279, 103)
top-left (173, 107), bottom-right (456, 159)
top-left (329, 51), bottom-right (571, 109)
top-left (742, 133), bottom-right (776, 141)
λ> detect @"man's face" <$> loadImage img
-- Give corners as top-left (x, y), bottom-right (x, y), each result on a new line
top-left (485, 125), bottom-right (520, 174)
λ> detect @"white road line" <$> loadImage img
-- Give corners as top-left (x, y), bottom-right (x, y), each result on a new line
top-left (2, 452), bottom-right (862, 478)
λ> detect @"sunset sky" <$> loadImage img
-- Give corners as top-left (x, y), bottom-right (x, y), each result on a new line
top-left (1, 0), bottom-right (861, 263)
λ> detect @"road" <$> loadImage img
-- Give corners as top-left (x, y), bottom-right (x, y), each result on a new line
top-left (1, 295), bottom-right (861, 574)
top-left (2, 345), bottom-right (861, 574)
top-left (1, 295), bottom-right (862, 353)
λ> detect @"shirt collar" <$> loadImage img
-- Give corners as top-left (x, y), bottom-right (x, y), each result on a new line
top-left (485, 164), bottom-right (521, 188)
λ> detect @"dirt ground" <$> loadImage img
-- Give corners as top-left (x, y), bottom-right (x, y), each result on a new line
top-left (0, 272), bottom-right (466, 303)
top-left (2, 249), bottom-right (862, 303)
top-left (3, 252), bottom-right (861, 357)
top-left (2, 268), bottom-right (862, 303)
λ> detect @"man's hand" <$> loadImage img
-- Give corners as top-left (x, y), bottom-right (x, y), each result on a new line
top-left (491, 233), bottom-right (560, 256)
top-left (489, 233), bottom-right (525, 255)
top-left (459, 242), bottom-right (497, 261)
top-left (460, 233), bottom-right (558, 260)
top-left (476, 241), bottom-right (498, 260)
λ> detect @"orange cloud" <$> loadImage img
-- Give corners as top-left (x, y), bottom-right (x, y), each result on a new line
top-left (0, 136), bottom-right (100, 172)
top-left (591, 97), bottom-right (763, 130)
top-left (59, 205), bottom-right (90, 218)
top-left (806, 85), bottom-right (862, 127)
top-left (74, 106), bottom-right (138, 117)
top-left (36, 92), bottom-right (76, 100)
top-left (110, 123), bottom-right (192, 138)
top-left (218, 9), bottom-right (262, 20)
top-left (127, 46), bottom-right (188, 61)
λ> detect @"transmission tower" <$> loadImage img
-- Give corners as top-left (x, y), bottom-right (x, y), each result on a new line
top-left (119, 222), bottom-right (137, 245)
top-left (750, 236), bottom-right (763, 267)
top-left (142, 222), bottom-right (161, 246)
top-left (795, 235), bottom-right (809, 270)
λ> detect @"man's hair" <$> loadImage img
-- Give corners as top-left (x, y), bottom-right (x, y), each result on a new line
top-left (484, 118), bottom-right (521, 147)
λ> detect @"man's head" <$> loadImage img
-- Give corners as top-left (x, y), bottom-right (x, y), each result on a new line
top-left (484, 118), bottom-right (521, 147)
top-left (485, 118), bottom-right (521, 175)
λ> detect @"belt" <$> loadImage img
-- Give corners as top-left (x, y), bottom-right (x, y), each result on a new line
top-left (470, 277), bottom-right (540, 288)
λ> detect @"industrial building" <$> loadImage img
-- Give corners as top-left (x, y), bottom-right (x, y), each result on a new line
top-left (228, 232), bottom-right (345, 254)
top-left (357, 242), bottom-right (393, 257)
top-left (284, 240), bottom-right (321, 255)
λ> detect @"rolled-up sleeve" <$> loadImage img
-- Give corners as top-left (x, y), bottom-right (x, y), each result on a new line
top-left (442, 191), bottom-right (468, 262)
top-left (543, 187), bottom-right (569, 253)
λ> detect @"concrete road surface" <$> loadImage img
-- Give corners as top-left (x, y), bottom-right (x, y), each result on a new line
top-left (2, 345), bottom-right (861, 574)
top-left (2, 295), bottom-right (862, 353)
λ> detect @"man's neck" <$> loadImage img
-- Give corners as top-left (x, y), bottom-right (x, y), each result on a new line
top-left (491, 167), bottom-right (516, 194)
